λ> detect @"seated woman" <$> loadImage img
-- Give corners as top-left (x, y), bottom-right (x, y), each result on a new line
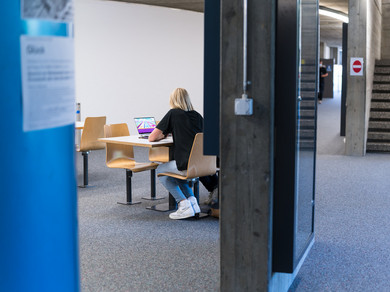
top-left (149, 88), bottom-right (203, 219)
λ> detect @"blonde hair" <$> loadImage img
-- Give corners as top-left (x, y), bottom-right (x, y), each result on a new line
top-left (169, 88), bottom-right (194, 111)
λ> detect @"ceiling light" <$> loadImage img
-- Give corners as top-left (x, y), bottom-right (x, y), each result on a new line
top-left (319, 6), bottom-right (349, 23)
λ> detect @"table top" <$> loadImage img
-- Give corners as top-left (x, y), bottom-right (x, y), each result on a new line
top-left (98, 135), bottom-right (173, 148)
top-left (75, 121), bottom-right (84, 129)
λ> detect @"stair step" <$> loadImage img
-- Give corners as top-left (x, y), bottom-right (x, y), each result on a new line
top-left (298, 129), bottom-right (315, 138)
top-left (301, 65), bottom-right (316, 73)
top-left (371, 102), bottom-right (390, 110)
top-left (300, 74), bottom-right (315, 82)
top-left (375, 59), bottom-right (390, 66)
top-left (373, 83), bottom-right (390, 91)
top-left (299, 109), bottom-right (315, 117)
top-left (370, 111), bottom-right (390, 119)
top-left (299, 119), bottom-right (315, 128)
top-left (301, 91), bottom-right (316, 99)
top-left (300, 82), bottom-right (316, 90)
top-left (372, 92), bottom-right (390, 100)
top-left (366, 142), bottom-right (390, 152)
top-left (299, 140), bottom-right (315, 150)
top-left (369, 121), bottom-right (390, 130)
top-left (375, 67), bottom-right (390, 74)
top-left (374, 75), bottom-right (390, 82)
top-left (300, 100), bottom-right (315, 108)
top-left (367, 131), bottom-right (390, 141)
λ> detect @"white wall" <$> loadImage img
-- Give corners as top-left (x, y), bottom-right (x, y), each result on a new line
top-left (74, 0), bottom-right (204, 134)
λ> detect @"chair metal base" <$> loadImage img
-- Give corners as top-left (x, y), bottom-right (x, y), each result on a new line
top-left (78, 185), bottom-right (95, 188)
top-left (117, 201), bottom-right (141, 205)
top-left (142, 196), bottom-right (165, 201)
top-left (147, 193), bottom-right (177, 212)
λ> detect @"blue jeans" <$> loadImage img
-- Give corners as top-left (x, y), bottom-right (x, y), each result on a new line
top-left (156, 161), bottom-right (194, 203)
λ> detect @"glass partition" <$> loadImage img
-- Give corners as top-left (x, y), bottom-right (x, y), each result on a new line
top-left (295, 0), bottom-right (318, 261)
top-left (273, 0), bottom-right (318, 273)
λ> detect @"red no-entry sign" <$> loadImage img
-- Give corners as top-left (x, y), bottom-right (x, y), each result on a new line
top-left (350, 57), bottom-right (364, 76)
top-left (352, 60), bottom-right (362, 73)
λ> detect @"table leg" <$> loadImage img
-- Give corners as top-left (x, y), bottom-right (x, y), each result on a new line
top-left (142, 169), bottom-right (165, 201)
top-left (118, 169), bottom-right (141, 205)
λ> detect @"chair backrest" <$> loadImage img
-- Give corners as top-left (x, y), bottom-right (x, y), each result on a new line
top-left (147, 120), bottom-right (170, 162)
top-left (149, 147), bottom-right (170, 163)
top-left (186, 133), bottom-right (217, 179)
top-left (79, 116), bottom-right (107, 151)
top-left (104, 123), bottom-right (135, 164)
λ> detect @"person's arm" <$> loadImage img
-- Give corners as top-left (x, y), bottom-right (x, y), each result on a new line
top-left (150, 109), bottom-right (172, 141)
top-left (321, 67), bottom-right (328, 78)
top-left (148, 128), bottom-right (165, 142)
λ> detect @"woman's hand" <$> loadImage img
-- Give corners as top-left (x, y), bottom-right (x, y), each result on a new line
top-left (148, 128), bottom-right (165, 142)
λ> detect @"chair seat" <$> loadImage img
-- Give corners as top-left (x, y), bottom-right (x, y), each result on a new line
top-left (157, 172), bottom-right (189, 180)
top-left (107, 158), bottom-right (158, 173)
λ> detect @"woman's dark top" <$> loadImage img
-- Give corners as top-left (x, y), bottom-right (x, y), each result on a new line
top-left (157, 108), bottom-right (203, 171)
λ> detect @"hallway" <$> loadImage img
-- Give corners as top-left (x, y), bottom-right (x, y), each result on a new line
top-left (292, 94), bottom-right (390, 290)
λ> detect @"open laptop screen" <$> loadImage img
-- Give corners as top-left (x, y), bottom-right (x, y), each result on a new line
top-left (134, 117), bottom-right (156, 134)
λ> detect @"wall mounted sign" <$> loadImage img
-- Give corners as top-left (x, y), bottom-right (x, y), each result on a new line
top-left (20, 35), bottom-right (75, 131)
top-left (350, 57), bottom-right (364, 76)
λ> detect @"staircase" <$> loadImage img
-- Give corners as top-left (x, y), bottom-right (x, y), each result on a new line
top-left (367, 59), bottom-right (390, 152)
top-left (298, 62), bottom-right (317, 150)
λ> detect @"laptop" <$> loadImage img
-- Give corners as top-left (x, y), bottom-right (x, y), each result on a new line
top-left (134, 117), bottom-right (157, 138)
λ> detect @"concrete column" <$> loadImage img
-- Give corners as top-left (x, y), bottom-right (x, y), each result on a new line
top-left (320, 41), bottom-right (331, 59)
top-left (330, 47), bottom-right (339, 63)
top-left (220, 0), bottom-right (274, 291)
top-left (320, 42), bottom-right (325, 58)
top-left (346, 0), bottom-right (381, 155)
top-left (346, 0), bottom-right (368, 155)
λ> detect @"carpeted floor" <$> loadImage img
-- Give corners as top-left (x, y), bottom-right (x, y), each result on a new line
top-left (78, 92), bottom-right (390, 292)
top-left (77, 148), bottom-right (219, 292)
top-left (291, 94), bottom-right (390, 291)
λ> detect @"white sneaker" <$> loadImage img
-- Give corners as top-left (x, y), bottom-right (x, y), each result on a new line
top-left (169, 199), bottom-right (195, 220)
top-left (188, 196), bottom-right (201, 214)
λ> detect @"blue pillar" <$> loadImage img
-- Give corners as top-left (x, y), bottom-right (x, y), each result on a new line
top-left (0, 2), bottom-right (79, 291)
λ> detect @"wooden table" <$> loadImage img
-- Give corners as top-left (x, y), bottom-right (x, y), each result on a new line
top-left (98, 135), bottom-right (176, 211)
top-left (98, 135), bottom-right (173, 148)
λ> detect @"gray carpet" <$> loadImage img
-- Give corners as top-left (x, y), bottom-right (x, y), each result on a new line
top-left (77, 148), bottom-right (219, 292)
top-left (291, 94), bottom-right (390, 291)
top-left (316, 92), bottom-right (346, 155)
top-left (78, 93), bottom-right (390, 291)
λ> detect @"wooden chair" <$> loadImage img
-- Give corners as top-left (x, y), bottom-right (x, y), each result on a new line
top-left (157, 133), bottom-right (217, 217)
top-left (77, 116), bottom-right (106, 188)
top-left (104, 123), bottom-right (162, 205)
top-left (149, 147), bottom-right (170, 163)
top-left (148, 121), bottom-right (170, 164)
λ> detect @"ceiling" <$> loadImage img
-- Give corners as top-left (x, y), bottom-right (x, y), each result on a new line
top-left (107, 0), bottom-right (348, 47)
top-left (109, 0), bottom-right (204, 12)
top-left (319, 0), bottom-right (348, 47)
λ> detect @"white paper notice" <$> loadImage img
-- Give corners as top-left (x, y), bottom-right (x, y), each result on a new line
top-left (20, 35), bottom-right (75, 132)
